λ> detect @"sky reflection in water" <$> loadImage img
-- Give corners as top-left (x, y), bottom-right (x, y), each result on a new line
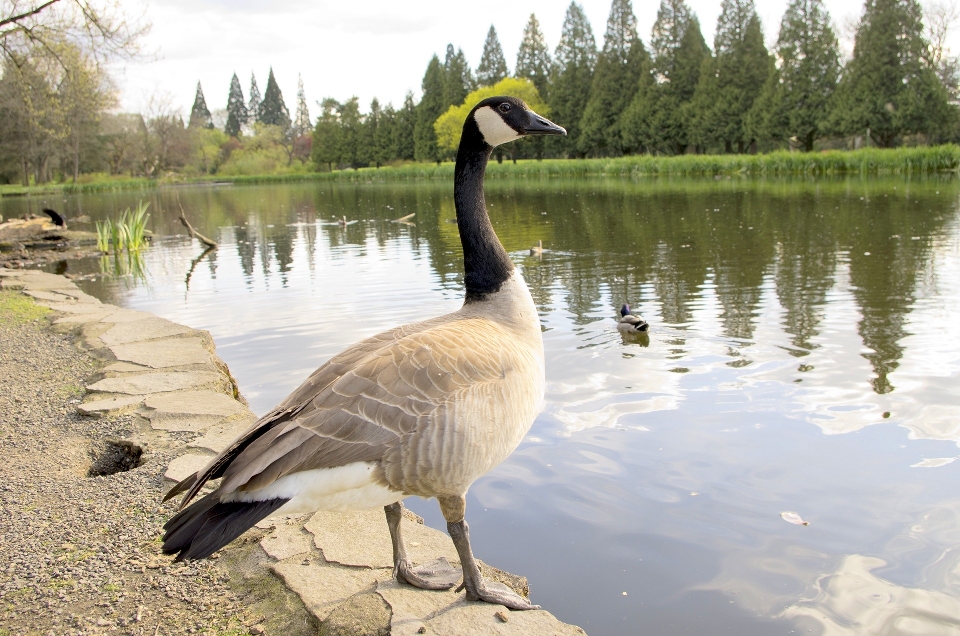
top-left (10, 176), bottom-right (960, 635)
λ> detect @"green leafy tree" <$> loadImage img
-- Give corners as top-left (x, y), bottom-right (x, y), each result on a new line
top-left (443, 44), bottom-right (474, 108)
top-left (415, 55), bottom-right (445, 163)
top-left (189, 81), bottom-right (213, 129)
top-left (394, 92), bottom-right (417, 161)
top-left (311, 98), bottom-right (340, 171)
top-left (248, 74), bottom-right (261, 125)
top-left (258, 68), bottom-right (290, 130)
top-left (477, 25), bottom-right (509, 86)
top-left (755, 0), bottom-right (839, 150)
top-left (516, 14), bottom-right (552, 99)
top-left (827, 0), bottom-right (954, 146)
top-left (375, 101), bottom-right (397, 167)
top-left (225, 73), bottom-right (247, 137)
top-left (579, 0), bottom-right (648, 156)
top-left (549, 2), bottom-right (598, 156)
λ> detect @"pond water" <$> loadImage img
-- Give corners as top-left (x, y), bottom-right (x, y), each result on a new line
top-left (5, 175), bottom-right (960, 635)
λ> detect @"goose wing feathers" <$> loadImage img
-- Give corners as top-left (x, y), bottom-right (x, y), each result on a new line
top-left (177, 314), bottom-right (534, 508)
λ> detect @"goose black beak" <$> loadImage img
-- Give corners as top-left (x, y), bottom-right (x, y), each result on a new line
top-left (522, 110), bottom-right (566, 136)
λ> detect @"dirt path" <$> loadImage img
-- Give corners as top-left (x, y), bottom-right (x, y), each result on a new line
top-left (0, 292), bottom-right (309, 636)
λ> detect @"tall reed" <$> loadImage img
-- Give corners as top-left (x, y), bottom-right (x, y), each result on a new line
top-left (94, 201), bottom-right (151, 254)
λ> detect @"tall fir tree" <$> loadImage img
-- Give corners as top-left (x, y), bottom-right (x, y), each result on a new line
top-left (759, 0), bottom-right (840, 150)
top-left (579, 0), bottom-right (648, 156)
top-left (189, 81), bottom-right (213, 129)
top-left (443, 44), bottom-right (474, 108)
top-left (414, 55), bottom-right (445, 162)
top-left (827, 0), bottom-right (953, 146)
top-left (694, 0), bottom-right (770, 152)
top-left (311, 98), bottom-right (340, 171)
top-left (225, 73), bottom-right (247, 137)
top-left (293, 74), bottom-right (312, 138)
top-left (550, 2), bottom-right (598, 156)
top-left (259, 68), bottom-right (290, 129)
top-left (394, 92), bottom-right (417, 161)
top-left (623, 1), bottom-right (709, 153)
top-left (374, 100), bottom-right (397, 167)
top-left (477, 26), bottom-right (509, 86)
top-left (516, 14), bottom-right (552, 100)
top-left (248, 73), bottom-right (261, 125)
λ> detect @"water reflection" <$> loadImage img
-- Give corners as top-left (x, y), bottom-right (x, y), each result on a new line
top-left (7, 175), bottom-right (960, 635)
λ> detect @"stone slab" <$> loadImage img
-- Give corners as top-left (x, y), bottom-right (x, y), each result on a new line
top-left (304, 509), bottom-right (458, 569)
top-left (187, 418), bottom-right (255, 453)
top-left (376, 578), bottom-right (459, 636)
top-left (164, 452), bottom-right (213, 483)
top-left (24, 290), bottom-right (79, 303)
top-left (270, 562), bottom-right (385, 622)
top-left (261, 523), bottom-right (313, 561)
top-left (424, 602), bottom-right (586, 636)
top-left (86, 371), bottom-right (220, 395)
top-left (109, 337), bottom-right (211, 368)
top-left (99, 308), bottom-right (156, 323)
top-left (53, 310), bottom-right (116, 325)
top-left (144, 390), bottom-right (247, 417)
top-left (77, 394), bottom-right (145, 416)
top-left (98, 317), bottom-right (194, 346)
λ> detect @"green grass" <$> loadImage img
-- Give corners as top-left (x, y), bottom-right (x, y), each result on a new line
top-left (0, 290), bottom-right (50, 325)
top-left (2, 145), bottom-right (957, 197)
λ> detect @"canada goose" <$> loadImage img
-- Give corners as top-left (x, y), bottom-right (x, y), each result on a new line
top-left (162, 96), bottom-right (566, 610)
top-left (529, 239), bottom-right (543, 256)
top-left (617, 303), bottom-right (649, 333)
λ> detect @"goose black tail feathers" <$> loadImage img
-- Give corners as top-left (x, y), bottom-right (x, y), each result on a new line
top-left (161, 493), bottom-right (288, 561)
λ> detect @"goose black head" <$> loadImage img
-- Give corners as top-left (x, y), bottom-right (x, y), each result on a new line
top-left (621, 303), bottom-right (630, 317)
top-left (469, 96), bottom-right (566, 148)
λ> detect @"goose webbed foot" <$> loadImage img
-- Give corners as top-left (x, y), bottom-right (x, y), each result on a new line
top-left (385, 502), bottom-right (460, 591)
top-left (396, 556), bottom-right (461, 590)
top-left (447, 518), bottom-right (540, 611)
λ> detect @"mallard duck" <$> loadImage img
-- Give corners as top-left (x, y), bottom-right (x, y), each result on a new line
top-left (617, 303), bottom-right (649, 333)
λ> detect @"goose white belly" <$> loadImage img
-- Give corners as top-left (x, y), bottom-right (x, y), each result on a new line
top-left (224, 461), bottom-right (405, 515)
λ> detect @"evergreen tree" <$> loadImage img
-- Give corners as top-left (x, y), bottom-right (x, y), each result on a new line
top-left (188, 81), bottom-right (213, 129)
top-left (697, 0), bottom-right (770, 152)
top-left (415, 55), bottom-right (445, 162)
top-left (337, 97), bottom-right (362, 168)
top-left (516, 14), bottom-right (553, 100)
top-left (827, 0), bottom-right (953, 146)
top-left (225, 73), bottom-right (247, 137)
top-left (757, 0), bottom-right (840, 150)
top-left (579, 0), bottom-right (648, 156)
top-left (258, 68), bottom-right (290, 129)
top-left (550, 2), bottom-right (598, 156)
top-left (376, 101), bottom-right (397, 167)
top-left (394, 92), bottom-right (417, 161)
top-left (477, 26), bottom-right (509, 86)
top-left (443, 44), bottom-right (474, 108)
top-left (623, 1), bottom-right (709, 153)
top-left (248, 73), bottom-right (261, 124)
top-left (293, 74), bottom-right (311, 138)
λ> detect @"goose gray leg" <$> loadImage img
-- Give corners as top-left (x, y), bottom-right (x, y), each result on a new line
top-left (384, 502), bottom-right (460, 590)
top-left (439, 495), bottom-right (541, 611)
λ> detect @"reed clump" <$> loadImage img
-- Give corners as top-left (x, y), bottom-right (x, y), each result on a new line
top-left (95, 201), bottom-right (151, 254)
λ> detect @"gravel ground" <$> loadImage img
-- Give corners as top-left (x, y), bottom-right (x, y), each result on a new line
top-left (0, 298), bottom-right (311, 636)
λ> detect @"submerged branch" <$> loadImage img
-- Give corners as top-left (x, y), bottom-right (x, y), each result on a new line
top-left (175, 192), bottom-right (218, 249)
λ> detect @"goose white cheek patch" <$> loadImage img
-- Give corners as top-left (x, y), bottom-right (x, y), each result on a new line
top-left (474, 106), bottom-right (520, 147)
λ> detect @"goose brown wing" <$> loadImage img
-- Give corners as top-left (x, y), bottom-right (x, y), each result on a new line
top-left (177, 316), bottom-right (522, 506)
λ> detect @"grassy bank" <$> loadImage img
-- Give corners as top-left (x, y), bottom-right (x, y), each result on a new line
top-left (2, 145), bottom-right (957, 197)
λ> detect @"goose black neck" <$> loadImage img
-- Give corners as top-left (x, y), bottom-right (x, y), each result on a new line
top-left (455, 118), bottom-right (515, 303)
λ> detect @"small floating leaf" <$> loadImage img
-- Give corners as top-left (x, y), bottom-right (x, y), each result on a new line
top-left (781, 511), bottom-right (809, 526)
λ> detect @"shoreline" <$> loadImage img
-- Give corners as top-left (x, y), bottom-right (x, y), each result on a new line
top-left (0, 269), bottom-right (585, 635)
top-left (2, 144), bottom-right (958, 198)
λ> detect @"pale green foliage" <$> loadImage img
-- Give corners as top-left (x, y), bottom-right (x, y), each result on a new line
top-left (433, 78), bottom-right (548, 152)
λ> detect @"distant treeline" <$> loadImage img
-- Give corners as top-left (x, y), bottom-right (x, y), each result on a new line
top-left (2, 0), bottom-right (959, 185)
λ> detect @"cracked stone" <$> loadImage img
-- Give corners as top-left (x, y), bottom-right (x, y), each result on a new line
top-left (86, 371), bottom-right (221, 395)
top-left (109, 337), bottom-right (211, 368)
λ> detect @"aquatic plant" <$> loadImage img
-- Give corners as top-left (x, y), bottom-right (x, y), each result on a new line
top-left (94, 201), bottom-right (150, 253)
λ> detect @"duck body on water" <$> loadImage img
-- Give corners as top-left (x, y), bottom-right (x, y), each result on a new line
top-left (618, 303), bottom-right (649, 333)
top-left (162, 97), bottom-right (566, 610)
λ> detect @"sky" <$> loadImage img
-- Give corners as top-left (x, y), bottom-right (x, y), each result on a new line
top-left (111, 0), bottom-right (896, 117)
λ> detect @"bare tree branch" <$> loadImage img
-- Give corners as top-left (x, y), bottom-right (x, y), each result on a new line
top-left (0, 0), bottom-right (61, 30)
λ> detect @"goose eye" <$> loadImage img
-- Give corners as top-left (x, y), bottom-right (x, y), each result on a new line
top-left (498, 103), bottom-right (511, 113)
